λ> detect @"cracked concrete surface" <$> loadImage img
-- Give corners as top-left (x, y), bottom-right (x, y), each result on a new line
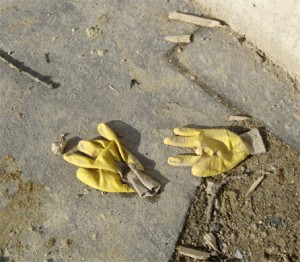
top-left (0, 0), bottom-right (299, 261)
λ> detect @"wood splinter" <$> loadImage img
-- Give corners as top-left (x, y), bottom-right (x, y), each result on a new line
top-left (0, 49), bottom-right (58, 89)
top-left (178, 246), bottom-right (211, 260)
top-left (169, 12), bottom-right (222, 27)
top-left (164, 35), bottom-right (191, 43)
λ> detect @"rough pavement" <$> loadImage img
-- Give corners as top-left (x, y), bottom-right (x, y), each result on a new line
top-left (0, 0), bottom-right (299, 261)
top-left (0, 1), bottom-right (235, 261)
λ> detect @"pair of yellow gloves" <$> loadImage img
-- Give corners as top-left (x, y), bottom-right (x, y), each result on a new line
top-left (64, 123), bottom-right (252, 196)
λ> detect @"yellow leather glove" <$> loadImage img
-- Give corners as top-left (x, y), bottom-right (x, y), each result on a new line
top-left (164, 127), bottom-right (251, 177)
top-left (64, 138), bottom-right (135, 193)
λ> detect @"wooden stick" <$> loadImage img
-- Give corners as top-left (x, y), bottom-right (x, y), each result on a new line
top-left (246, 174), bottom-right (265, 197)
top-left (229, 115), bottom-right (251, 121)
top-left (164, 35), bottom-right (191, 43)
top-left (169, 12), bottom-right (221, 27)
top-left (0, 49), bottom-right (58, 89)
top-left (178, 246), bottom-right (211, 259)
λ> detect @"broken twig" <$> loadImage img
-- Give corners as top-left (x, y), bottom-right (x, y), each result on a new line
top-left (229, 115), bottom-right (251, 121)
top-left (204, 233), bottom-right (219, 252)
top-left (168, 12), bottom-right (221, 27)
top-left (164, 35), bottom-right (191, 43)
top-left (246, 174), bottom-right (266, 197)
top-left (178, 246), bottom-right (211, 260)
top-left (0, 49), bottom-right (58, 88)
top-left (109, 85), bottom-right (120, 94)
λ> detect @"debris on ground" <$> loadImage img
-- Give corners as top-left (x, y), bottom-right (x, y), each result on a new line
top-left (164, 35), bottom-right (192, 43)
top-left (130, 79), bottom-right (140, 89)
top-left (203, 233), bottom-right (219, 252)
top-left (168, 11), bottom-right (222, 27)
top-left (177, 246), bottom-right (211, 260)
top-left (109, 84), bottom-right (120, 93)
top-left (71, 27), bottom-right (79, 34)
top-left (97, 50), bottom-right (108, 57)
top-left (245, 174), bottom-right (266, 197)
top-left (86, 25), bottom-right (102, 40)
top-left (45, 52), bottom-right (50, 63)
top-left (229, 115), bottom-right (251, 121)
top-left (0, 49), bottom-right (57, 89)
top-left (51, 134), bottom-right (67, 155)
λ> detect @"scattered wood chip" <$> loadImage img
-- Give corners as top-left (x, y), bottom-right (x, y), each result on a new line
top-left (204, 233), bottom-right (218, 252)
top-left (71, 27), bottom-right (79, 33)
top-left (229, 115), bottom-right (251, 121)
top-left (164, 35), bottom-right (191, 43)
top-left (246, 174), bottom-right (266, 197)
top-left (109, 85), bottom-right (119, 94)
top-left (168, 12), bottom-right (221, 27)
top-left (97, 50), bottom-right (108, 57)
top-left (178, 246), bottom-right (211, 260)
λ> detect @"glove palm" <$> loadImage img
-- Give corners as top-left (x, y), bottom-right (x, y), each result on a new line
top-left (164, 127), bottom-right (250, 177)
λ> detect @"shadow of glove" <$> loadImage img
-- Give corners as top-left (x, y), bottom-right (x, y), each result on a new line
top-left (164, 127), bottom-right (251, 177)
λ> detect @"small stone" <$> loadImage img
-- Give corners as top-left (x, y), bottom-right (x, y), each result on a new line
top-left (270, 217), bottom-right (281, 228)
top-left (251, 223), bottom-right (257, 230)
top-left (92, 233), bottom-right (99, 239)
top-left (235, 249), bottom-right (243, 260)
top-left (71, 27), bottom-right (79, 33)
top-left (261, 231), bottom-right (267, 238)
top-left (97, 50), bottom-right (107, 57)
top-left (51, 134), bottom-right (67, 155)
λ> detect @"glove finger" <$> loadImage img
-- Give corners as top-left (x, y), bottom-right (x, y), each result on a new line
top-left (77, 168), bottom-right (135, 193)
top-left (173, 127), bottom-right (201, 136)
top-left (164, 135), bottom-right (198, 148)
top-left (63, 152), bottom-right (96, 168)
top-left (77, 140), bottom-right (108, 158)
top-left (97, 123), bottom-right (118, 141)
top-left (167, 155), bottom-right (202, 166)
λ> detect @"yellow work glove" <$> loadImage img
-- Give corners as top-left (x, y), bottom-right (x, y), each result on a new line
top-left (164, 127), bottom-right (251, 177)
top-left (64, 123), bottom-right (161, 197)
top-left (64, 138), bottom-right (135, 193)
top-left (96, 123), bottom-right (161, 197)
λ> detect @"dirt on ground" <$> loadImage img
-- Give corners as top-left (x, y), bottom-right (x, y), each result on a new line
top-left (172, 121), bottom-right (300, 262)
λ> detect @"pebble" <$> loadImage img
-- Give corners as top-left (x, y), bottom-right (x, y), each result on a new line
top-left (270, 217), bottom-right (281, 228)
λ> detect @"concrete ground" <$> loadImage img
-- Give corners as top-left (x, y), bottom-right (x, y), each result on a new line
top-left (0, 0), bottom-right (299, 261)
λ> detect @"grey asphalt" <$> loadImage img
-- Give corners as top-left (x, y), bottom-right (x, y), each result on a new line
top-left (0, 0), bottom-right (298, 261)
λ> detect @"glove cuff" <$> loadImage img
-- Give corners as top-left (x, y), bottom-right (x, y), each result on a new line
top-left (240, 128), bottom-right (266, 155)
